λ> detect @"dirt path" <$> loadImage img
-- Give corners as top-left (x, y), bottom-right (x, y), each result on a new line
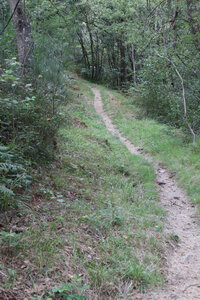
top-left (92, 87), bottom-right (200, 300)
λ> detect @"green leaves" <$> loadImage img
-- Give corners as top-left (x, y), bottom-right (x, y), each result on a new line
top-left (0, 231), bottom-right (21, 246)
top-left (47, 281), bottom-right (89, 299)
top-left (0, 144), bottom-right (31, 209)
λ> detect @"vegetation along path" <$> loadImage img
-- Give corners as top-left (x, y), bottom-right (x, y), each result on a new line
top-left (92, 87), bottom-right (200, 300)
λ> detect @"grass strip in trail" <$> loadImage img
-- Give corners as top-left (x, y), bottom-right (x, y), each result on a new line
top-left (96, 84), bottom-right (200, 210)
top-left (0, 78), bottom-right (165, 299)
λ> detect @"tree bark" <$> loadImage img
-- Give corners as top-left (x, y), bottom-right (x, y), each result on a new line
top-left (85, 14), bottom-right (95, 80)
top-left (77, 31), bottom-right (90, 70)
top-left (119, 40), bottom-right (126, 86)
top-left (131, 44), bottom-right (136, 86)
top-left (8, 0), bottom-right (33, 73)
top-left (171, 5), bottom-right (179, 48)
top-left (147, 0), bottom-right (150, 10)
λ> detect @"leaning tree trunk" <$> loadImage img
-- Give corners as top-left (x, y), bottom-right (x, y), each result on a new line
top-left (8, 0), bottom-right (33, 74)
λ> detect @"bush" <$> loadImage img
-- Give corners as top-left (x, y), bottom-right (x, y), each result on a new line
top-left (0, 57), bottom-right (64, 162)
top-left (0, 56), bottom-right (66, 211)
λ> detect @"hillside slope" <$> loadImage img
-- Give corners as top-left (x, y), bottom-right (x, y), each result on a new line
top-left (0, 77), bottom-right (200, 299)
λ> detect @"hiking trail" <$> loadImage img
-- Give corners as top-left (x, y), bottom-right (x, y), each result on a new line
top-left (92, 87), bottom-right (200, 300)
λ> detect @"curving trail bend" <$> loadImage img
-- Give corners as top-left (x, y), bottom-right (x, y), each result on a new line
top-left (92, 87), bottom-right (200, 300)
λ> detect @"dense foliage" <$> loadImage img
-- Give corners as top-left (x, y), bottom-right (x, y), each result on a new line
top-left (63, 0), bottom-right (199, 135)
top-left (0, 0), bottom-right (67, 209)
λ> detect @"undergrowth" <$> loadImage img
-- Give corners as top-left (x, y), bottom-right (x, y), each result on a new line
top-left (0, 57), bottom-right (66, 210)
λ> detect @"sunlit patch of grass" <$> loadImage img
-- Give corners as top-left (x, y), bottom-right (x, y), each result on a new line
top-left (99, 85), bottom-right (200, 208)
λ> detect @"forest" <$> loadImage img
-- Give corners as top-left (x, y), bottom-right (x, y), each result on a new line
top-left (0, 0), bottom-right (200, 299)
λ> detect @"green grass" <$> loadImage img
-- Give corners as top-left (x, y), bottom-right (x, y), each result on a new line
top-left (96, 85), bottom-right (200, 209)
top-left (2, 76), bottom-right (199, 298)
top-left (50, 81), bottom-right (166, 297)
top-left (0, 78), bottom-right (167, 299)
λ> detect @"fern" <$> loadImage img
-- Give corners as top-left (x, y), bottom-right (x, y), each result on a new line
top-left (0, 143), bottom-right (31, 209)
top-left (0, 162), bottom-right (25, 173)
top-left (0, 184), bottom-right (14, 197)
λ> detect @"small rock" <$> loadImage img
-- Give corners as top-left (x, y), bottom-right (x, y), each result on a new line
top-left (158, 181), bottom-right (166, 185)
top-left (182, 253), bottom-right (196, 263)
top-left (136, 147), bottom-right (143, 151)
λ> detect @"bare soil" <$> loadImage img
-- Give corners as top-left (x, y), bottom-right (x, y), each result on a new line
top-left (92, 87), bottom-right (200, 300)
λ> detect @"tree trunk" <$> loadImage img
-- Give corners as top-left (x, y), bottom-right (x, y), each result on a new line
top-left (147, 0), bottom-right (151, 10)
top-left (99, 48), bottom-right (104, 78)
top-left (8, 0), bottom-right (33, 73)
top-left (77, 31), bottom-right (90, 70)
top-left (85, 14), bottom-right (95, 80)
top-left (95, 33), bottom-right (99, 79)
top-left (119, 40), bottom-right (126, 86)
top-left (131, 44), bottom-right (136, 86)
top-left (171, 5), bottom-right (179, 48)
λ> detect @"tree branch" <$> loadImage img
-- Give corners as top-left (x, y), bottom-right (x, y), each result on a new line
top-left (147, 0), bottom-right (167, 18)
top-left (0, 0), bottom-right (22, 35)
